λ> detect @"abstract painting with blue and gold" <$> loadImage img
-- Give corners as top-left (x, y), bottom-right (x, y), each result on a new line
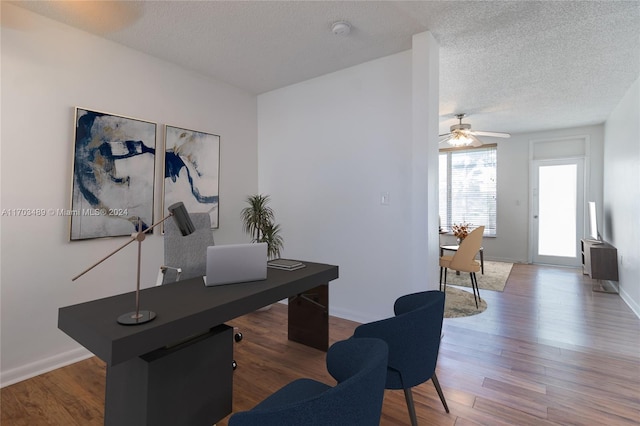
top-left (163, 125), bottom-right (220, 229)
top-left (70, 108), bottom-right (156, 240)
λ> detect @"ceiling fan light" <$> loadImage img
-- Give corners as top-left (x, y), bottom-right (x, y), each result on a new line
top-left (450, 133), bottom-right (473, 146)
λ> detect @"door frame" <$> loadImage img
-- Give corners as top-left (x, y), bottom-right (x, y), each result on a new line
top-left (528, 135), bottom-right (590, 266)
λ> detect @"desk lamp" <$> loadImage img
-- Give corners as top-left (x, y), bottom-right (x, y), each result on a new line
top-left (73, 202), bottom-right (195, 325)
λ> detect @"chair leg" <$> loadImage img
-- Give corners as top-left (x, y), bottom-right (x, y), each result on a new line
top-left (443, 268), bottom-right (448, 293)
top-left (403, 387), bottom-right (419, 426)
top-left (431, 373), bottom-right (450, 413)
top-left (440, 267), bottom-right (447, 292)
top-left (469, 272), bottom-right (479, 308)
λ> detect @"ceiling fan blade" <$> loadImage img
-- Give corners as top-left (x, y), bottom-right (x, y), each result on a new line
top-left (439, 135), bottom-right (453, 145)
top-left (470, 135), bottom-right (483, 147)
top-left (471, 130), bottom-right (511, 138)
top-left (439, 132), bottom-right (452, 138)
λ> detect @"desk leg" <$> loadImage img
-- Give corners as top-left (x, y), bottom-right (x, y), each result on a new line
top-left (288, 284), bottom-right (329, 352)
top-left (104, 325), bottom-right (233, 426)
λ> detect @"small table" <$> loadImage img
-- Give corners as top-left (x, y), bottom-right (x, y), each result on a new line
top-left (440, 245), bottom-right (484, 274)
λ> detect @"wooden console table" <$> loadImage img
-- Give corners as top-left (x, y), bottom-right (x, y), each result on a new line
top-left (58, 261), bottom-right (338, 426)
top-left (581, 239), bottom-right (618, 293)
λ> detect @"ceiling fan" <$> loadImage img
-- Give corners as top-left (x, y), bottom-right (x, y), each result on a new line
top-left (439, 113), bottom-right (511, 147)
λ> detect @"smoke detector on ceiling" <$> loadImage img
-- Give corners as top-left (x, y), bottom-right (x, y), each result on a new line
top-left (331, 21), bottom-right (351, 36)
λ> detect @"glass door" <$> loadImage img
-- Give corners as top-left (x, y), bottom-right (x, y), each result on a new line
top-left (531, 158), bottom-right (584, 266)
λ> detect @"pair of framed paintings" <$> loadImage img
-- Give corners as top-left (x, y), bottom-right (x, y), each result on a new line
top-left (70, 107), bottom-right (219, 241)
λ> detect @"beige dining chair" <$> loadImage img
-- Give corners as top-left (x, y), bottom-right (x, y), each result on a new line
top-left (439, 225), bottom-right (485, 308)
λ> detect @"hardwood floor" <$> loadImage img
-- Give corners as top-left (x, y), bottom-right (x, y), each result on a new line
top-left (2, 264), bottom-right (639, 425)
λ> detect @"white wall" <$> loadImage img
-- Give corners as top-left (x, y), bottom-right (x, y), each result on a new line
top-left (258, 34), bottom-right (439, 324)
top-left (604, 76), bottom-right (640, 316)
top-left (438, 124), bottom-right (605, 264)
top-left (411, 32), bottom-right (441, 295)
top-left (1, 4), bottom-right (258, 386)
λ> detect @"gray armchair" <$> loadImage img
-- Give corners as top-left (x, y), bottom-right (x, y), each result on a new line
top-left (157, 212), bottom-right (244, 364)
top-left (157, 212), bottom-right (214, 284)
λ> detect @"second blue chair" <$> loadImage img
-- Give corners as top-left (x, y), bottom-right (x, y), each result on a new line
top-left (353, 290), bottom-right (449, 426)
top-left (228, 337), bottom-right (389, 426)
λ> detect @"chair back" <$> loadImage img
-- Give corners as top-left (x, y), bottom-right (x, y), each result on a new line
top-left (449, 225), bottom-right (484, 272)
top-left (163, 212), bottom-right (214, 283)
top-left (353, 291), bottom-right (445, 390)
top-left (229, 338), bottom-right (388, 426)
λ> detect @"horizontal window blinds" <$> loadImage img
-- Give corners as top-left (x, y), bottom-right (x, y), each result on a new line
top-left (439, 145), bottom-right (497, 236)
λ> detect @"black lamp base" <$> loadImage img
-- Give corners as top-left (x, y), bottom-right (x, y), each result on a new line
top-left (117, 310), bottom-right (156, 325)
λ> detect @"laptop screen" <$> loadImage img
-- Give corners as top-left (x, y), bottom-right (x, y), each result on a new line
top-left (205, 242), bottom-right (267, 286)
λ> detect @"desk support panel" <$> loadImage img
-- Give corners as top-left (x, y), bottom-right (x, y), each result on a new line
top-left (288, 284), bottom-right (329, 351)
top-left (105, 325), bottom-right (233, 426)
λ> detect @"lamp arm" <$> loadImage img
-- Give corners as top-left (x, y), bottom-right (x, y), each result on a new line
top-left (140, 212), bottom-right (173, 235)
top-left (72, 236), bottom-right (137, 281)
top-left (72, 212), bottom-right (174, 282)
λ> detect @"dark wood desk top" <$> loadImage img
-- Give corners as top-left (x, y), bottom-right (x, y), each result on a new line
top-left (58, 261), bottom-right (338, 366)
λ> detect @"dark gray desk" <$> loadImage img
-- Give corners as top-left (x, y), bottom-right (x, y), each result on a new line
top-left (58, 261), bottom-right (338, 426)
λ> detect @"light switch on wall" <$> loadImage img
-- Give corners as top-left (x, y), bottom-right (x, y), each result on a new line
top-left (380, 192), bottom-right (390, 205)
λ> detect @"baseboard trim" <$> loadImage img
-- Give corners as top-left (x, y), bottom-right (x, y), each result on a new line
top-left (619, 285), bottom-right (640, 319)
top-left (1, 347), bottom-right (93, 388)
top-left (483, 257), bottom-right (527, 264)
top-left (329, 306), bottom-right (379, 325)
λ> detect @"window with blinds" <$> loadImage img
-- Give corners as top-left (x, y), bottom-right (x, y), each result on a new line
top-left (439, 144), bottom-right (497, 236)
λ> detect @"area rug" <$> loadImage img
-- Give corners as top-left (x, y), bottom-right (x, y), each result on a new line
top-left (444, 287), bottom-right (487, 318)
top-left (441, 261), bottom-right (513, 292)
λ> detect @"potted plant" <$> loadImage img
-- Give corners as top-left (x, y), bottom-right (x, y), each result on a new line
top-left (241, 194), bottom-right (284, 259)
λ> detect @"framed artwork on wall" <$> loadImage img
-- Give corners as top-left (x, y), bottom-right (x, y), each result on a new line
top-left (163, 125), bottom-right (220, 229)
top-left (70, 107), bottom-right (157, 241)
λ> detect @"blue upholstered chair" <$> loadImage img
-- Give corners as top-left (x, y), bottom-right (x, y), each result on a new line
top-left (353, 291), bottom-right (449, 426)
top-left (228, 338), bottom-right (389, 426)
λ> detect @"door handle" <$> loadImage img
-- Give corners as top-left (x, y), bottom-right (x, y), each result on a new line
top-left (533, 215), bottom-right (539, 219)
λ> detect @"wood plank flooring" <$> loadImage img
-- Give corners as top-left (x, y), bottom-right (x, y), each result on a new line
top-left (2, 264), bottom-right (639, 425)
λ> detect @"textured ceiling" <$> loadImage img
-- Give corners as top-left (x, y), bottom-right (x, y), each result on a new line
top-left (9, 1), bottom-right (640, 136)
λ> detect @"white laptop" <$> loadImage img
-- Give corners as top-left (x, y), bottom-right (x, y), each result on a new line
top-left (205, 242), bottom-right (268, 286)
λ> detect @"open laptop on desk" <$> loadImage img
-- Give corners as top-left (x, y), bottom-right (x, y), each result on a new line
top-left (205, 242), bottom-right (268, 286)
